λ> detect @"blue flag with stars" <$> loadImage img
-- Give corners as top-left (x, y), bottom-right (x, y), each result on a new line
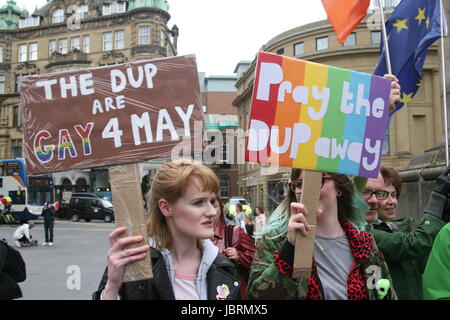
top-left (374, 0), bottom-right (447, 114)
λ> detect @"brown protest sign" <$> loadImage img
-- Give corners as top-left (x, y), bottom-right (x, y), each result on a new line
top-left (20, 55), bottom-right (203, 282)
top-left (20, 55), bottom-right (203, 175)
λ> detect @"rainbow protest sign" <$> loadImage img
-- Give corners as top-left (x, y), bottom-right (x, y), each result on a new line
top-left (246, 52), bottom-right (391, 178)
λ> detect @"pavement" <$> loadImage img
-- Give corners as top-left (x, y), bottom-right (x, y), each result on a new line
top-left (0, 219), bottom-right (116, 300)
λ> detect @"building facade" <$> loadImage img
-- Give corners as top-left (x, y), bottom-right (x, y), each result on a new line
top-left (233, 9), bottom-right (443, 213)
top-left (0, 0), bottom-right (178, 199)
top-left (199, 64), bottom-right (250, 201)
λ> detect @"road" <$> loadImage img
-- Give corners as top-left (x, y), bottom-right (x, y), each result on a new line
top-left (0, 219), bottom-right (115, 300)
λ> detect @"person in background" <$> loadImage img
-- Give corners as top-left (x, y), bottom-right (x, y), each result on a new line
top-left (212, 196), bottom-right (256, 299)
top-left (0, 238), bottom-right (26, 299)
top-left (422, 222), bottom-right (450, 299)
top-left (94, 159), bottom-right (241, 300)
top-left (377, 167), bottom-right (401, 225)
top-left (362, 166), bottom-right (449, 299)
top-left (235, 203), bottom-right (246, 229)
top-left (13, 221), bottom-right (38, 247)
top-left (362, 173), bottom-right (384, 224)
top-left (245, 215), bottom-right (255, 240)
top-left (248, 168), bottom-right (396, 300)
top-left (254, 207), bottom-right (267, 239)
top-left (41, 202), bottom-right (56, 246)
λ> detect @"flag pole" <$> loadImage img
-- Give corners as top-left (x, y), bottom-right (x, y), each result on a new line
top-left (439, 0), bottom-right (449, 166)
top-left (377, 0), bottom-right (393, 74)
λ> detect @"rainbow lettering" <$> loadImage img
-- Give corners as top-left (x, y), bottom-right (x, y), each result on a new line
top-left (34, 131), bottom-right (55, 163)
top-left (58, 129), bottom-right (78, 160)
top-left (246, 52), bottom-right (390, 178)
top-left (74, 123), bottom-right (94, 156)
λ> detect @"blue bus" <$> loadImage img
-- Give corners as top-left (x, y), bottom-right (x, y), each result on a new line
top-left (0, 158), bottom-right (54, 223)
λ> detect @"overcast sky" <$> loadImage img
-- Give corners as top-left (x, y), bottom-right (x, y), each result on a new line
top-left (14, 0), bottom-right (327, 76)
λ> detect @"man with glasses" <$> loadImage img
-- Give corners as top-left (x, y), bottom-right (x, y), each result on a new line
top-left (361, 172), bottom-right (386, 224)
top-left (362, 166), bottom-right (449, 300)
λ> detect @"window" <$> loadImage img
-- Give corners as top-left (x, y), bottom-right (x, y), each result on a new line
top-left (77, 5), bottom-right (89, 19)
top-left (103, 32), bottom-right (113, 51)
top-left (294, 42), bottom-right (304, 56)
top-left (371, 31), bottom-right (381, 45)
top-left (0, 45), bottom-right (3, 63)
top-left (18, 44), bottom-right (27, 62)
top-left (52, 9), bottom-right (64, 24)
top-left (12, 106), bottom-right (20, 128)
top-left (15, 74), bottom-right (20, 93)
top-left (219, 176), bottom-right (230, 198)
top-left (19, 16), bottom-right (40, 28)
top-left (276, 48), bottom-right (285, 55)
top-left (9, 189), bottom-right (25, 205)
top-left (0, 75), bottom-right (5, 94)
top-left (103, 1), bottom-right (126, 15)
top-left (28, 43), bottom-right (38, 61)
top-left (115, 30), bottom-right (124, 50)
top-left (343, 33), bottom-right (356, 46)
top-left (117, 1), bottom-right (126, 13)
top-left (59, 39), bottom-right (68, 54)
top-left (71, 37), bottom-right (80, 51)
top-left (160, 30), bottom-right (165, 46)
top-left (102, 4), bottom-right (111, 15)
top-left (139, 26), bottom-right (150, 45)
top-left (316, 36), bottom-right (329, 51)
top-left (83, 35), bottom-right (90, 53)
top-left (11, 139), bottom-right (22, 159)
top-left (49, 40), bottom-right (56, 56)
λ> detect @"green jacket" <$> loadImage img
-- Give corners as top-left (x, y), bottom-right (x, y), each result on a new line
top-left (422, 223), bottom-right (450, 300)
top-left (371, 214), bottom-right (446, 300)
top-left (247, 224), bottom-right (397, 300)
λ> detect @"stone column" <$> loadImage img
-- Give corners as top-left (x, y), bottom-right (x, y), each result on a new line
top-left (433, 68), bottom-right (443, 143)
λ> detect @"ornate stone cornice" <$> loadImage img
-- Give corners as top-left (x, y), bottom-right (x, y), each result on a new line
top-left (2, 7), bottom-right (170, 40)
top-left (15, 61), bottom-right (38, 71)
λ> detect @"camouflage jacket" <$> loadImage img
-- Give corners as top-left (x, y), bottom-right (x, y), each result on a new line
top-left (247, 221), bottom-right (397, 300)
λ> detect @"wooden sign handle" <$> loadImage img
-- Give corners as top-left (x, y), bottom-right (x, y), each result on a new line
top-left (108, 163), bottom-right (153, 281)
top-left (292, 170), bottom-right (322, 279)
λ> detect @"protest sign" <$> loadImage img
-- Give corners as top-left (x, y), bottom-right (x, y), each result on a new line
top-left (20, 55), bottom-right (203, 175)
top-left (246, 51), bottom-right (390, 178)
top-left (247, 52), bottom-right (391, 278)
top-left (20, 55), bottom-right (203, 281)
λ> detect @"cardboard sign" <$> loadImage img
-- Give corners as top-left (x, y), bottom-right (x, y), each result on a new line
top-left (20, 55), bottom-right (203, 175)
top-left (246, 52), bottom-right (391, 178)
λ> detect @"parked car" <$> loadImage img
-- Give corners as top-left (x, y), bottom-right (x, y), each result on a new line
top-left (69, 195), bottom-right (114, 223)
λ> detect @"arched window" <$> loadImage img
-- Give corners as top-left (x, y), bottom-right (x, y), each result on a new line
top-left (52, 9), bottom-right (64, 24)
top-left (75, 178), bottom-right (88, 192)
top-left (61, 178), bottom-right (72, 192)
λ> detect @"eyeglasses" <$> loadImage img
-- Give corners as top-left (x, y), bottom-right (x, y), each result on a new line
top-left (362, 189), bottom-right (389, 200)
top-left (288, 176), bottom-right (333, 193)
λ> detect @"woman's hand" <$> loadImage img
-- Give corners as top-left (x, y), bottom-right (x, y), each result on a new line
top-left (103, 227), bottom-right (150, 299)
top-left (384, 74), bottom-right (401, 113)
top-left (287, 202), bottom-right (311, 246)
top-left (224, 247), bottom-right (240, 262)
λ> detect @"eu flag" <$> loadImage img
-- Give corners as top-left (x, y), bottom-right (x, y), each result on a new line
top-left (374, 0), bottom-right (447, 114)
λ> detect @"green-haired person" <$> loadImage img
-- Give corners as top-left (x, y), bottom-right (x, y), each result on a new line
top-left (247, 169), bottom-right (397, 300)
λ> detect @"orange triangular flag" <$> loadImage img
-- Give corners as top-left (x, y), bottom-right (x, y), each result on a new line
top-left (321, 0), bottom-right (370, 43)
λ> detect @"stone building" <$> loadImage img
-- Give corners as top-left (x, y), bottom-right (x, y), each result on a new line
top-left (199, 61), bottom-right (251, 201)
top-left (233, 5), bottom-right (445, 213)
top-left (0, 0), bottom-right (178, 199)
